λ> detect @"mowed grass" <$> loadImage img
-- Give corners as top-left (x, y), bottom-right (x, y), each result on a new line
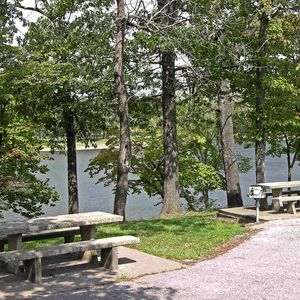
top-left (23, 211), bottom-right (246, 261)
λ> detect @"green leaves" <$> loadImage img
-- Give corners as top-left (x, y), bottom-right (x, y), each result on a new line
top-left (0, 119), bottom-right (59, 218)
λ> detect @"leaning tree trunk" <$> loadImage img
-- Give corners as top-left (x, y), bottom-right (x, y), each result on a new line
top-left (217, 79), bottom-right (243, 207)
top-left (255, 11), bottom-right (269, 209)
top-left (159, 0), bottom-right (180, 216)
top-left (114, 0), bottom-right (131, 219)
top-left (64, 110), bottom-right (79, 214)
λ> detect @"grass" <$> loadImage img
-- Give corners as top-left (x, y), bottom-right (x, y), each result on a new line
top-left (23, 211), bottom-right (247, 262)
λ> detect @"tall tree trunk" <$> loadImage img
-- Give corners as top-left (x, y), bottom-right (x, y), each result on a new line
top-left (286, 143), bottom-right (292, 182)
top-left (286, 140), bottom-right (300, 183)
top-left (203, 190), bottom-right (210, 209)
top-left (0, 104), bottom-right (6, 147)
top-left (159, 0), bottom-right (180, 216)
top-left (217, 79), bottom-right (243, 207)
top-left (64, 110), bottom-right (79, 214)
top-left (255, 11), bottom-right (269, 209)
top-left (114, 0), bottom-right (131, 219)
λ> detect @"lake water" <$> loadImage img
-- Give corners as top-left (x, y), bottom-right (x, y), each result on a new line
top-left (3, 147), bottom-right (300, 221)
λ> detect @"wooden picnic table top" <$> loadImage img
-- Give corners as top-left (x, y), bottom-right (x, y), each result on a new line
top-left (0, 211), bottom-right (123, 237)
top-left (256, 181), bottom-right (300, 189)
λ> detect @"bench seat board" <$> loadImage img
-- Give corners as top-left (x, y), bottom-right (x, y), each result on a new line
top-left (0, 236), bottom-right (140, 263)
top-left (273, 196), bottom-right (300, 202)
top-left (0, 227), bottom-right (80, 243)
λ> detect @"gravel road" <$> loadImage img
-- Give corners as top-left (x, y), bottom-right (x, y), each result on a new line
top-left (38, 219), bottom-right (300, 300)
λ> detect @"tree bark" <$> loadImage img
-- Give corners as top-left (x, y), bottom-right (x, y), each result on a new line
top-left (114, 0), bottom-right (131, 219)
top-left (255, 11), bottom-right (269, 209)
top-left (217, 79), bottom-right (243, 207)
top-left (159, 0), bottom-right (181, 216)
top-left (202, 190), bottom-right (210, 210)
top-left (63, 110), bottom-right (79, 214)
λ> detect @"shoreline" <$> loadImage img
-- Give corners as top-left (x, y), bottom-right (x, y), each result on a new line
top-left (41, 144), bottom-right (109, 152)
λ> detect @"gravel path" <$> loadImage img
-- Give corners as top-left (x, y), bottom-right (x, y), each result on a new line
top-left (38, 219), bottom-right (300, 300)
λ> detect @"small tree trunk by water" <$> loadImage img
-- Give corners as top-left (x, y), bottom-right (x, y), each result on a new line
top-left (202, 190), bottom-right (210, 209)
top-left (217, 79), bottom-right (243, 207)
top-left (254, 11), bottom-right (269, 210)
top-left (114, 0), bottom-right (131, 219)
top-left (286, 140), bottom-right (300, 183)
top-left (64, 110), bottom-right (79, 214)
top-left (159, 0), bottom-right (180, 216)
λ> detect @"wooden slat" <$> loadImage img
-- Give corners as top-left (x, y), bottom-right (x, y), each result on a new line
top-left (0, 236), bottom-right (139, 263)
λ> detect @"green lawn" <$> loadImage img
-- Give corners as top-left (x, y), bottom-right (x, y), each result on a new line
top-left (24, 211), bottom-right (247, 261)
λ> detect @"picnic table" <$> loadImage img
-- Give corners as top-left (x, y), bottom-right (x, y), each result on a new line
top-left (0, 211), bottom-right (139, 283)
top-left (0, 211), bottom-right (123, 252)
top-left (249, 181), bottom-right (300, 222)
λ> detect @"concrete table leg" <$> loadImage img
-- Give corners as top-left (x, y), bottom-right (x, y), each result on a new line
top-left (80, 225), bottom-right (97, 262)
top-left (101, 247), bottom-right (118, 270)
top-left (287, 201), bottom-right (296, 214)
top-left (80, 225), bottom-right (96, 240)
top-left (25, 258), bottom-right (42, 284)
top-left (255, 199), bottom-right (260, 223)
top-left (64, 236), bottom-right (74, 243)
top-left (272, 188), bottom-right (283, 212)
top-left (0, 242), bottom-right (4, 252)
top-left (7, 234), bottom-right (22, 274)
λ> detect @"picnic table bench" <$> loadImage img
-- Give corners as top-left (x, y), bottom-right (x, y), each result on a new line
top-left (0, 211), bottom-right (140, 283)
top-left (0, 236), bottom-right (139, 284)
top-left (0, 227), bottom-right (81, 252)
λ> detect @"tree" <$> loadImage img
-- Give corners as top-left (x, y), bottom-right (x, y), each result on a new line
top-left (0, 1), bottom-right (58, 218)
top-left (264, 3), bottom-right (300, 182)
top-left (174, 0), bottom-right (244, 207)
top-left (19, 0), bottom-right (115, 214)
top-left (114, 0), bottom-right (131, 218)
top-left (218, 79), bottom-right (242, 207)
top-left (87, 108), bottom-right (224, 211)
top-left (158, 0), bottom-right (181, 215)
top-left (239, 1), bottom-right (299, 204)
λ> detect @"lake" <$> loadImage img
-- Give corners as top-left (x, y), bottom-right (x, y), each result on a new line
top-left (3, 147), bottom-right (300, 220)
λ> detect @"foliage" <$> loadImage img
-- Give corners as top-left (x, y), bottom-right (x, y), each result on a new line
top-left (20, 0), bottom-right (116, 149)
top-left (0, 1), bottom-right (58, 218)
top-left (87, 110), bottom-right (224, 210)
top-left (2, 0), bottom-right (299, 218)
top-left (237, 1), bottom-right (300, 140)
top-left (0, 119), bottom-right (59, 218)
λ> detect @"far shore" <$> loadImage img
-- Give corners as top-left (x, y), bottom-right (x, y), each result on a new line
top-left (41, 144), bottom-right (109, 152)
top-left (41, 139), bottom-right (113, 152)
